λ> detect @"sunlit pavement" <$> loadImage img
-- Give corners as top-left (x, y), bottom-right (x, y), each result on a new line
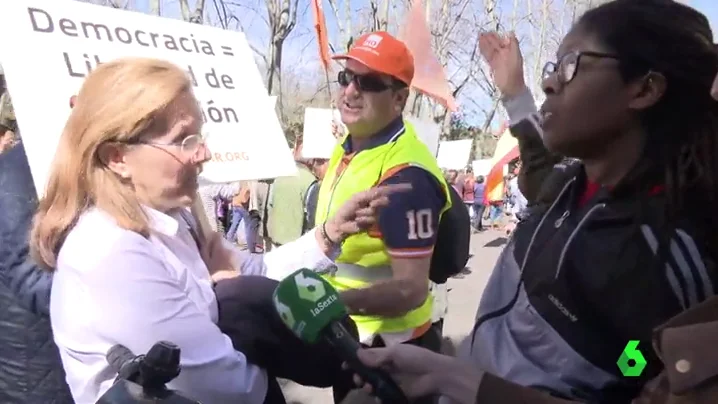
top-left (281, 229), bottom-right (508, 404)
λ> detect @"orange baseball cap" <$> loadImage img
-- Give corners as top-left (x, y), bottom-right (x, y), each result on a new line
top-left (332, 31), bottom-right (414, 86)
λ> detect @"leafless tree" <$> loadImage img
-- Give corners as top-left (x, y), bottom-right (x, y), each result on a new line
top-left (264, 0), bottom-right (300, 104)
top-left (178, 0), bottom-right (207, 23)
top-left (149, 0), bottom-right (161, 15)
top-left (80, 0), bottom-right (133, 8)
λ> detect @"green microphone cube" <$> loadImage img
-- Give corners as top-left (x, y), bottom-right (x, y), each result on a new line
top-left (272, 268), bottom-right (349, 344)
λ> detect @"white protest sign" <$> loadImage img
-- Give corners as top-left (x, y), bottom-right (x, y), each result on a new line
top-left (301, 107), bottom-right (342, 159)
top-left (406, 116), bottom-right (440, 156)
top-left (436, 139), bottom-right (473, 170)
top-left (471, 158), bottom-right (492, 177)
top-left (0, 0), bottom-right (296, 194)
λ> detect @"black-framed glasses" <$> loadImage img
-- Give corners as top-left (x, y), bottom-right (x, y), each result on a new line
top-left (542, 50), bottom-right (620, 85)
top-left (337, 69), bottom-right (406, 93)
top-left (124, 132), bottom-right (209, 156)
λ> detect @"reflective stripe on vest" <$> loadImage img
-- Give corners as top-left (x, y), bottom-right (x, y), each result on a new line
top-left (330, 263), bottom-right (393, 283)
top-left (315, 121), bottom-right (451, 338)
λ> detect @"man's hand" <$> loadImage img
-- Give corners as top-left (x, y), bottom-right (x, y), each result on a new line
top-left (323, 183), bottom-right (412, 243)
top-left (478, 32), bottom-right (526, 99)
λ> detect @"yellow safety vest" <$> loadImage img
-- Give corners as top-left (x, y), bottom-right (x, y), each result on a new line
top-left (314, 121), bottom-right (451, 337)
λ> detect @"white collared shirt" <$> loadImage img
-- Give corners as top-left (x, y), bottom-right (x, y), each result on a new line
top-left (50, 206), bottom-right (336, 404)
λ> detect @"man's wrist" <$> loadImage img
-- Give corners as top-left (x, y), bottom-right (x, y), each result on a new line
top-left (437, 357), bottom-right (483, 404)
top-left (338, 289), bottom-right (364, 315)
top-left (322, 220), bottom-right (346, 245)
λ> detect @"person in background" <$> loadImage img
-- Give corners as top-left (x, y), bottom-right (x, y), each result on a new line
top-left (305, 158), bottom-right (329, 231)
top-left (226, 183), bottom-right (256, 251)
top-left (197, 181), bottom-right (241, 234)
top-left (461, 168), bottom-right (476, 219)
top-left (472, 175), bottom-right (485, 231)
top-left (0, 72), bottom-right (18, 153)
top-left (0, 70), bottom-right (73, 404)
top-left (455, 169), bottom-right (467, 197)
top-left (311, 158), bottom-right (330, 182)
top-left (265, 139), bottom-right (319, 248)
top-left (487, 199), bottom-right (503, 230)
top-left (447, 169), bottom-right (460, 195)
top-left (250, 179), bottom-right (272, 252)
top-left (507, 168), bottom-right (527, 218)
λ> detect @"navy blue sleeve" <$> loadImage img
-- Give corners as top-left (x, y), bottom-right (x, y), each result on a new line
top-left (374, 166), bottom-right (446, 258)
top-left (0, 144), bottom-right (53, 317)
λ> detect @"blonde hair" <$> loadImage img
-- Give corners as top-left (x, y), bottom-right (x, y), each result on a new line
top-left (31, 57), bottom-right (192, 269)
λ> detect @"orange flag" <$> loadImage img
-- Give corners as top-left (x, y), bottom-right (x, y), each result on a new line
top-left (400, 0), bottom-right (458, 111)
top-left (311, 0), bottom-right (331, 72)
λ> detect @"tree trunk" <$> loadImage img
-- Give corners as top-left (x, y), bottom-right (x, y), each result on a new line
top-left (149, 0), bottom-right (161, 15)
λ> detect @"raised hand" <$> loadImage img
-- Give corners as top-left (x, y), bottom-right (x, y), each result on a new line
top-left (478, 32), bottom-right (526, 99)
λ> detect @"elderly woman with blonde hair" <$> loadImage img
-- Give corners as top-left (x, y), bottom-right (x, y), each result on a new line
top-left (31, 57), bottom-right (406, 404)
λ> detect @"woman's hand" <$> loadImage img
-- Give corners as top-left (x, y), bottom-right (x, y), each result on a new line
top-left (349, 344), bottom-right (483, 404)
top-left (211, 269), bottom-right (240, 282)
top-left (478, 32), bottom-right (526, 99)
top-left (322, 183), bottom-right (412, 244)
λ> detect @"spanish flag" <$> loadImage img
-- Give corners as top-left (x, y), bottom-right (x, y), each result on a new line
top-left (484, 123), bottom-right (519, 203)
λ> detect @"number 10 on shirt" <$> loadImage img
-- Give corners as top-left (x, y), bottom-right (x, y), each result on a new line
top-left (406, 209), bottom-right (434, 240)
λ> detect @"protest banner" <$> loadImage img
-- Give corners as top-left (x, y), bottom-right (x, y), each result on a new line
top-left (0, 0), bottom-right (296, 195)
top-left (436, 139), bottom-right (472, 170)
top-left (301, 107), bottom-right (342, 159)
top-left (406, 116), bottom-right (440, 156)
top-left (471, 158), bottom-right (492, 177)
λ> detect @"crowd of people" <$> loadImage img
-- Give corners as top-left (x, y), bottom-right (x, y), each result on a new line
top-left (3, 0), bottom-right (718, 404)
top-left (441, 167), bottom-right (526, 234)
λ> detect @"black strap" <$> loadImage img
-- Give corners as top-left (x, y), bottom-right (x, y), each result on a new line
top-left (178, 209), bottom-right (202, 251)
top-left (262, 182), bottom-right (272, 240)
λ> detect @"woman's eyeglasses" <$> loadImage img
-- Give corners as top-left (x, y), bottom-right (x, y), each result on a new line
top-left (124, 133), bottom-right (208, 156)
top-left (337, 69), bottom-right (406, 93)
top-left (542, 50), bottom-right (620, 85)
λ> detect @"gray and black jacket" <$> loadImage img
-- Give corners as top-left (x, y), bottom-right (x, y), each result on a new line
top-left (463, 89), bottom-right (717, 403)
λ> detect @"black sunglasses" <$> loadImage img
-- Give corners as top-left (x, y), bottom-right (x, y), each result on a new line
top-left (337, 69), bottom-right (406, 93)
top-left (542, 50), bottom-right (620, 85)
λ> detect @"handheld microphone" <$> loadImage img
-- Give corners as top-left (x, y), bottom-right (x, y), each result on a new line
top-left (95, 342), bottom-right (200, 404)
top-left (273, 268), bottom-right (409, 404)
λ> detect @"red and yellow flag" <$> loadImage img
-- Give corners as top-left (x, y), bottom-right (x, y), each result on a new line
top-left (484, 123), bottom-right (519, 203)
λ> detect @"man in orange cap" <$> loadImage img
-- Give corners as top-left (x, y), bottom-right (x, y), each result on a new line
top-left (314, 31), bottom-right (455, 403)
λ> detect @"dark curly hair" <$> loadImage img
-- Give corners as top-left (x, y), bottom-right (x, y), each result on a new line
top-left (579, 0), bottom-right (718, 258)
